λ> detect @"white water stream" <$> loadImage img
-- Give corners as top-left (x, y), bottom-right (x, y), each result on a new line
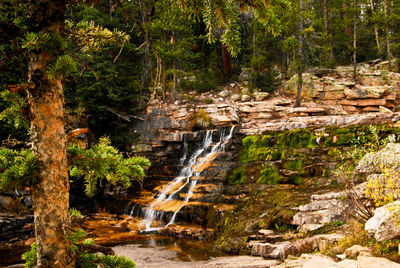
top-left (141, 126), bottom-right (235, 232)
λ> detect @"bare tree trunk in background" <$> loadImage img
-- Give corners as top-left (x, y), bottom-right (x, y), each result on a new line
top-left (323, 0), bottom-right (333, 65)
top-left (222, 43), bottom-right (232, 78)
top-left (295, 0), bottom-right (304, 107)
top-left (384, 0), bottom-right (392, 71)
top-left (139, 1), bottom-right (152, 87)
top-left (370, 0), bottom-right (382, 58)
top-left (353, 0), bottom-right (358, 81)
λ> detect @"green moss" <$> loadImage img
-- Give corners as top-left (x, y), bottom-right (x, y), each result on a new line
top-left (276, 129), bottom-right (317, 149)
top-left (228, 167), bottom-right (248, 185)
top-left (271, 150), bottom-right (283, 160)
top-left (334, 128), bottom-right (351, 134)
top-left (257, 165), bottom-right (281, 184)
top-left (284, 160), bottom-right (303, 171)
top-left (328, 148), bottom-right (341, 156)
top-left (336, 133), bottom-right (356, 145)
top-left (290, 174), bottom-right (303, 185)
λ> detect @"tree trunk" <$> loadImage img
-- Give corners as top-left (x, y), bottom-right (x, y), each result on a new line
top-left (295, 0), bottom-right (304, 108)
top-left (384, 0), bottom-right (392, 71)
top-left (139, 1), bottom-right (152, 87)
top-left (370, 0), bottom-right (382, 58)
top-left (222, 43), bottom-right (232, 78)
top-left (323, 0), bottom-right (333, 65)
top-left (27, 52), bottom-right (72, 267)
top-left (26, 1), bottom-right (73, 266)
top-left (353, 0), bottom-right (357, 81)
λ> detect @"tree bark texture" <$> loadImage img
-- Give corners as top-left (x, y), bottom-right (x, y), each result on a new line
top-left (27, 52), bottom-right (72, 267)
top-left (26, 0), bottom-right (73, 266)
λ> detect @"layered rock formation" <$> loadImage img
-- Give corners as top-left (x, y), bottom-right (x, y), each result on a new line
top-left (283, 61), bottom-right (400, 113)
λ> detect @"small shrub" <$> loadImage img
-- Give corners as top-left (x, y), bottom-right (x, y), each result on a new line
top-left (188, 108), bottom-right (212, 130)
top-left (23, 230), bottom-right (136, 268)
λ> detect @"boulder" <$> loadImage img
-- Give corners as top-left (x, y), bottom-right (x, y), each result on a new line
top-left (218, 89), bottom-right (231, 98)
top-left (239, 68), bottom-right (250, 81)
top-left (253, 92), bottom-right (270, 101)
top-left (365, 201), bottom-right (400, 242)
top-left (292, 191), bottom-right (351, 232)
top-left (379, 106), bottom-right (393, 113)
top-left (357, 143), bottom-right (400, 173)
top-left (241, 94), bottom-right (251, 102)
top-left (344, 87), bottom-right (384, 99)
top-left (275, 99), bottom-right (292, 106)
top-left (231, 94), bottom-right (241, 102)
top-left (251, 241), bottom-right (292, 260)
top-left (251, 233), bottom-right (344, 261)
top-left (344, 245), bottom-right (371, 259)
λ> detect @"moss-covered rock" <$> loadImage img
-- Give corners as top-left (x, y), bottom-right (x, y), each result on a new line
top-left (235, 123), bottom-right (400, 186)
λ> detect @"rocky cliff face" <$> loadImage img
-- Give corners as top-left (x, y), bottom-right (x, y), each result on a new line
top-left (123, 62), bottom-right (400, 255)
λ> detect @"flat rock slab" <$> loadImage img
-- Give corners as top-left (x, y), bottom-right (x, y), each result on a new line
top-left (200, 256), bottom-right (281, 267)
top-left (357, 255), bottom-right (400, 268)
top-left (278, 253), bottom-right (357, 268)
top-left (114, 244), bottom-right (282, 268)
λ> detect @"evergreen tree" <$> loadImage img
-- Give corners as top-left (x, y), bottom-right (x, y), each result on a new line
top-left (0, 0), bottom-right (148, 266)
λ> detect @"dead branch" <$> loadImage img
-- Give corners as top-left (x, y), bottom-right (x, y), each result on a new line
top-left (78, 243), bottom-right (115, 255)
top-left (68, 128), bottom-right (89, 140)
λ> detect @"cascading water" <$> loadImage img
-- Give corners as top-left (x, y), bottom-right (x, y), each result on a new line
top-left (140, 126), bottom-right (235, 232)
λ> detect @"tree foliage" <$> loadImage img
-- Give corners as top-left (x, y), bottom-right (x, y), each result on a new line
top-left (68, 136), bottom-right (150, 197)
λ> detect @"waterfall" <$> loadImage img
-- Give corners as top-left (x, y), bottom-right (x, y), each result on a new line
top-left (141, 126), bottom-right (235, 232)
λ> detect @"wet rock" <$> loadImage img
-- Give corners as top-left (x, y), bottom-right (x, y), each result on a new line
top-left (0, 213), bottom-right (34, 241)
top-left (365, 201), bottom-right (400, 242)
